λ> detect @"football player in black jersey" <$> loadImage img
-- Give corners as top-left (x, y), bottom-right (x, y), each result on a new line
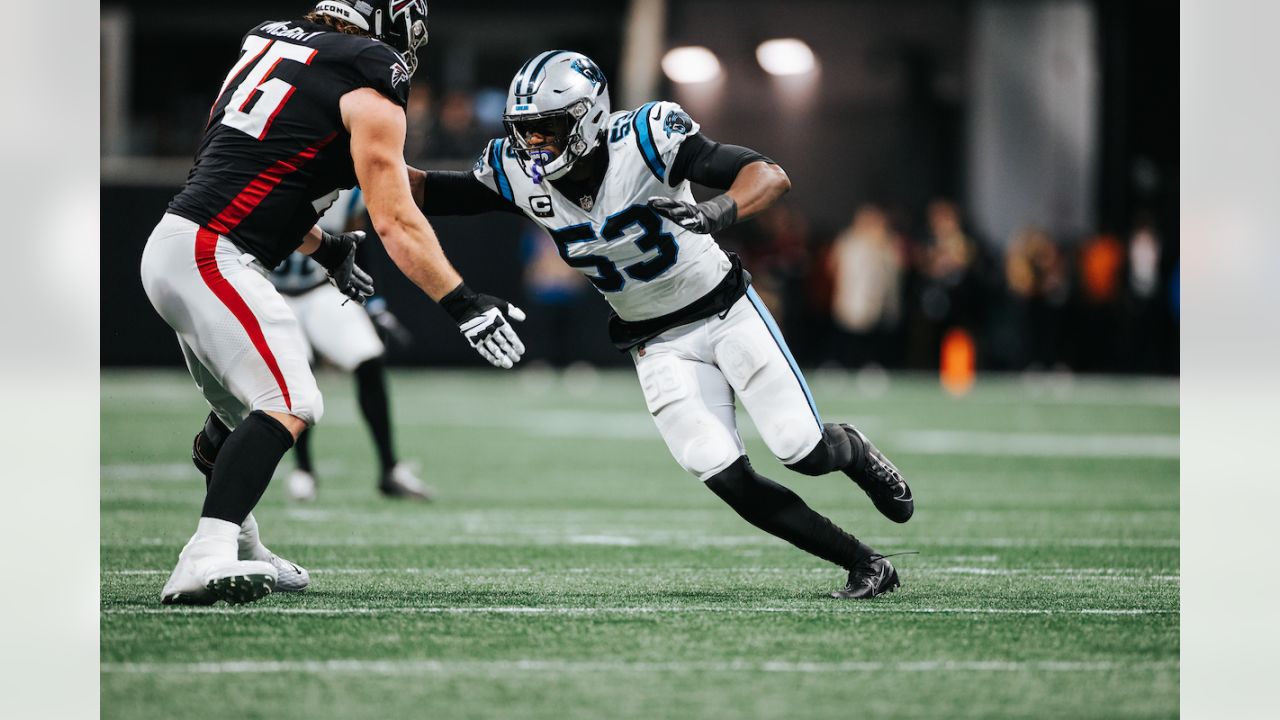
top-left (140, 0), bottom-right (526, 606)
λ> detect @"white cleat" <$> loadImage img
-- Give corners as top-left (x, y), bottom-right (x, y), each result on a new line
top-left (286, 469), bottom-right (318, 503)
top-left (379, 462), bottom-right (435, 501)
top-left (239, 512), bottom-right (310, 593)
top-left (161, 530), bottom-right (276, 606)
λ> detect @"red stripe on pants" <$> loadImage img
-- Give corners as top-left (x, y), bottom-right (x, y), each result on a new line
top-left (194, 227), bottom-right (292, 410)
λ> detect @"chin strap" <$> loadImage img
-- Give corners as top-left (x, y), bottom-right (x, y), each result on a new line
top-left (530, 150), bottom-right (552, 184)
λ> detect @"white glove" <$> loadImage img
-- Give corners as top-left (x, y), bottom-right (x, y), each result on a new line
top-left (440, 284), bottom-right (527, 369)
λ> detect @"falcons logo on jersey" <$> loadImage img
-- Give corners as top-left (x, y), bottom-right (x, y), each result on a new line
top-left (390, 0), bottom-right (427, 18)
top-left (391, 61), bottom-right (410, 87)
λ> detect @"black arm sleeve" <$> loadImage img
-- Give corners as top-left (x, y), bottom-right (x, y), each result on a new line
top-left (419, 171), bottom-right (523, 216)
top-left (667, 133), bottom-right (775, 189)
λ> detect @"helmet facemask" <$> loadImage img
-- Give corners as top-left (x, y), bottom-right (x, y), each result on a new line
top-left (502, 51), bottom-right (611, 184)
top-left (374, 1), bottom-right (429, 77)
top-left (504, 99), bottom-right (593, 184)
top-left (314, 2), bottom-right (428, 77)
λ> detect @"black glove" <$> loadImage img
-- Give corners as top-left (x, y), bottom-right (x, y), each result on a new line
top-left (311, 230), bottom-right (374, 304)
top-left (647, 194), bottom-right (738, 235)
top-left (365, 296), bottom-right (413, 348)
top-left (439, 283), bottom-right (527, 369)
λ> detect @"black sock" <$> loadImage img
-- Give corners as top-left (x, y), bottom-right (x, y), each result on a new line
top-left (201, 410), bottom-right (295, 524)
top-left (706, 456), bottom-right (876, 569)
top-left (842, 426), bottom-right (867, 474)
top-left (294, 427), bottom-right (314, 473)
top-left (355, 358), bottom-right (396, 473)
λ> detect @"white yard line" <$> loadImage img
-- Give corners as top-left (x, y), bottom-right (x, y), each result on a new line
top-left (99, 426), bottom-right (1178, 473)
top-left (103, 566), bottom-right (1178, 580)
top-left (893, 431), bottom-right (1178, 459)
top-left (106, 535), bottom-right (1180, 549)
top-left (102, 606), bottom-right (1177, 617)
top-left (100, 658), bottom-right (1179, 675)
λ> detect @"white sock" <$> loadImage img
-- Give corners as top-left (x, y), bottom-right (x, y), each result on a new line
top-left (237, 512), bottom-right (270, 560)
top-left (195, 516), bottom-right (240, 541)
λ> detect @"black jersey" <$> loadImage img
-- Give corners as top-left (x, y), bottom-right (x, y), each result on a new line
top-left (167, 19), bottom-right (410, 268)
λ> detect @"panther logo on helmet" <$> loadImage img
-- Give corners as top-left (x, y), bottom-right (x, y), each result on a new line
top-left (570, 58), bottom-right (607, 95)
top-left (503, 51), bottom-right (612, 183)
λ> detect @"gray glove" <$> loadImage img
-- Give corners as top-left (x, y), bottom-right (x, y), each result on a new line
top-left (648, 194), bottom-right (738, 235)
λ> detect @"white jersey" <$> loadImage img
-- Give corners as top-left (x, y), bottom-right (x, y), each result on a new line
top-left (472, 101), bottom-right (731, 322)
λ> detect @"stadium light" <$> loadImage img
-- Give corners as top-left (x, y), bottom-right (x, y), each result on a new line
top-left (756, 38), bottom-right (817, 76)
top-left (661, 46), bottom-right (722, 84)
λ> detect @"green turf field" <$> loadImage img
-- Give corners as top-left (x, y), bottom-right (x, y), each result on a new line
top-left (101, 368), bottom-right (1179, 719)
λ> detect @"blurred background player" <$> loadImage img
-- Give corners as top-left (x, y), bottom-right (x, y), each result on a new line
top-left (270, 187), bottom-right (433, 501)
top-left (411, 51), bottom-right (913, 599)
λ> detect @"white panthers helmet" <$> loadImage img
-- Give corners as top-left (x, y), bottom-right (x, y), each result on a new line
top-left (503, 51), bottom-right (611, 183)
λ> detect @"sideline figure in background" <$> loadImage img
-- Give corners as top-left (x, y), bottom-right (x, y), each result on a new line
top-left (412, 51), bottom-right (913, 598)
top-left (139, 0), bottom-right (524, 606)
top-left (270, 187), bottom-right (433, 502)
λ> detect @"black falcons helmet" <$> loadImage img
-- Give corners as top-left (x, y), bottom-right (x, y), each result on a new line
top-left (312, 1), bottom-right (429, 76)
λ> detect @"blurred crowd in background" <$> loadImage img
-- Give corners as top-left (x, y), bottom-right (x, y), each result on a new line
top-left (102, 0), bottom-right (1177, 375)
top-left (392, 81), bottom-right (1178, 375)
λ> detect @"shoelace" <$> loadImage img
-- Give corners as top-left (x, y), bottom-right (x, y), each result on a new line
top-left (866, 454), bottom-right (904, 486)
top-left (852, 550), bottom-right (920, 581)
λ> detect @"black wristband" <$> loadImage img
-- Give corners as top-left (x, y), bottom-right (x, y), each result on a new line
top-left (438, 282), bottom-right (479, 323)
top-left (701, 194), bottom-right (739, 234)
top-left (309, 231), bottom-right (348, 271)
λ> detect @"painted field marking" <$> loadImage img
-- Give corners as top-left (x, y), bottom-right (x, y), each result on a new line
top-left (102, 606), bottom-right (1177, 617)
top-left (103, 566), bottom-right (1178, 581)
top-left (106, 535), bottom-right (1180, 549)
top-left (894, 431), bottom-right (1178, 459)
top-left (101, 658), bottom-right (1180, 675)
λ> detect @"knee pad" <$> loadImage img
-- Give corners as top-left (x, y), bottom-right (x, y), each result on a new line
top-left (768, 417), bottom-right (825, 467)
top-left (639, 356), bottom-right (738, 478)
top-left (785, 423), bottom-right (853, 476)
top-left (680, 429), bottom-right (739, 479)
top-left (191, 412), bottom-right (231, 479)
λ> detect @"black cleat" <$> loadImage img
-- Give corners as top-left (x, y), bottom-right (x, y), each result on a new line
top-left (831, 555), bottom-right (900, 599)
top-left (841, 424), bottom-right (914, 523)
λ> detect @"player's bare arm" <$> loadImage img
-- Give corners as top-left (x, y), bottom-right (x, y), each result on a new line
top-left (342, 87), bottom-right (462, 301)
top-left (344, 88), bottom-right (526, 369)
top-left (724, 160), bottom-right (791, 220)
top-left (649, 135), bottom-right (791, 235)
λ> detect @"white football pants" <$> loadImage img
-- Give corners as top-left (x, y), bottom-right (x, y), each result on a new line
top-left (283, 283), bottom-right (384, 372)
top-left (632, 287), bottom-right (824, 480)
top-left (140, 213), bottom-right (323, 429)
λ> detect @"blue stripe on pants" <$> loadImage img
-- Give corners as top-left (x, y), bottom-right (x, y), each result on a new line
top-left (744, 286), bottom-right (822, 428)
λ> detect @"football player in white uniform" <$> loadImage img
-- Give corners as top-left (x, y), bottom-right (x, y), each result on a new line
top-left (408, 51), bottom-right (915, 599)
top-left (270, 187), bottom-right (434, 501)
